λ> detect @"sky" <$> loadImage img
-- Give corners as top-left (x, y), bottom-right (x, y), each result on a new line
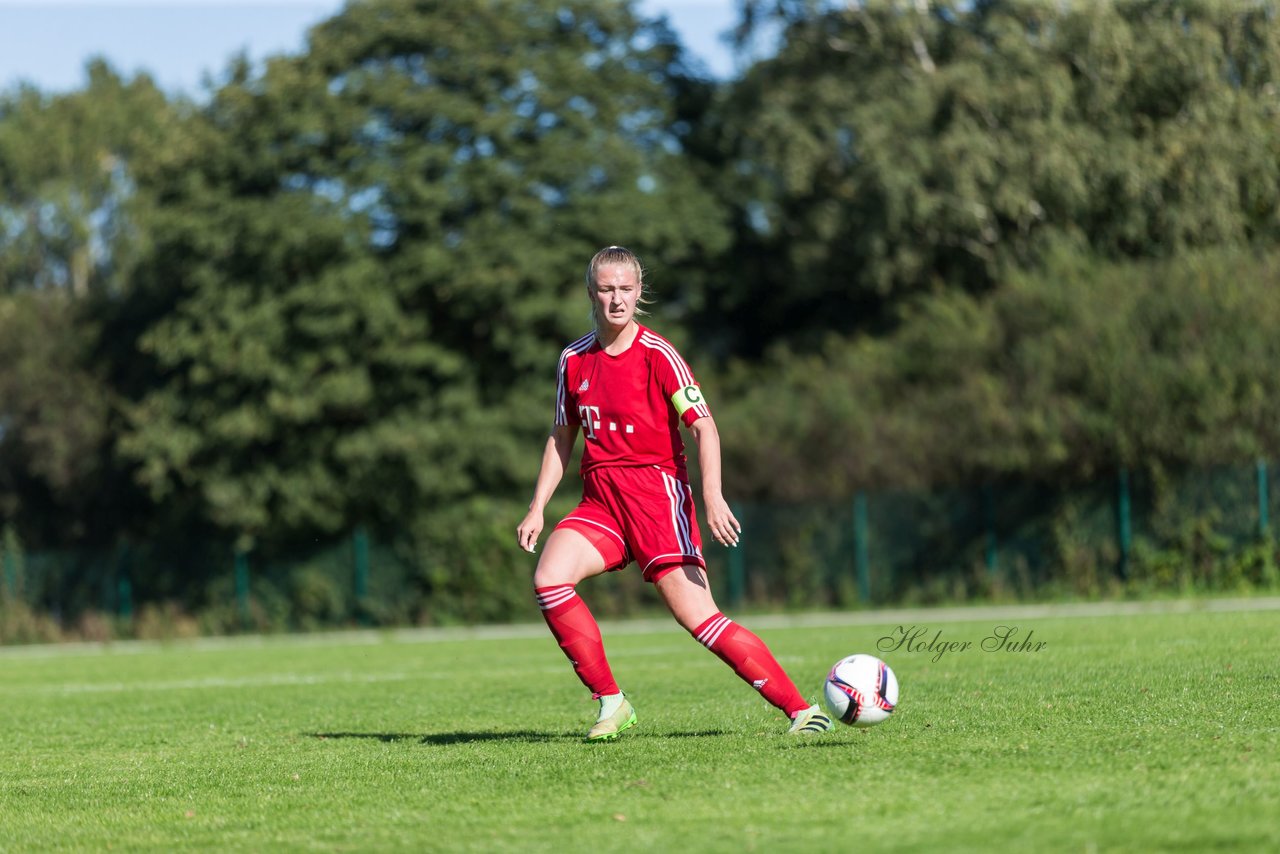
top-left (0, 0), bottom-right (743, 98)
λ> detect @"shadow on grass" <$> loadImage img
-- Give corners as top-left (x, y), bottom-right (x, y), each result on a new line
top-left (780, 737), bottom-right (858, 749)
top-left (310, 730), bottom-right (566, 744)
top-left (309, 728), bottom-right (733, 744)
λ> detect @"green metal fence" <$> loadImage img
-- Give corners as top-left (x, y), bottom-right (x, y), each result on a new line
top-left (3, 461), bottom-right (1279, 638)
top-left (703, 462), bottom-right (1279, 607)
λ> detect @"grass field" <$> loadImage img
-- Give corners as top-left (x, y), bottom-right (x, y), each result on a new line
top-left (2, 599), bottom-right (1278, 852)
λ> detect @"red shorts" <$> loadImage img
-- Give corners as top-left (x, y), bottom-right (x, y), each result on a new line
top-left (555, 465), bottom-right (705, 582)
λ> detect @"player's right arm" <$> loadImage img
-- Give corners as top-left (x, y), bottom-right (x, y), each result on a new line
top-left (516, 423), bottom-right (579, 553)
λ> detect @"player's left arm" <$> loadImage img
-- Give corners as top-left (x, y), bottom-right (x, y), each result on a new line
top-left (651, 340), bottom-right (736, 543)
top-left (688, 415), bottom-right (741, 548)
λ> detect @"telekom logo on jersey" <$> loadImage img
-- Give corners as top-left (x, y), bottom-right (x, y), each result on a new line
top-left (578, 405), bottom-right (635, 441)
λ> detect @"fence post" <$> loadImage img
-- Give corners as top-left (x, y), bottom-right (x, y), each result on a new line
top-left (353, 525), bottom-right (370, 600)
top-left (854, 492), bottom-right (871, 604)
top-left (234, 548), bottom-right (251, 628)
top-left (727, 504), bottom-right (745, 607)
top-left (1257, 460), bottom-right (1270, 539)
top-left (116, 542), bottom-right (133, 622)
top-left (2, 546), bottom-right (13, 600)
top-left (353, 525), bottom-right (370, 624)
top-left (1115, 468), bottom-right (1132, 580)
top-left (982, 484), bottom-right (998, 575)
top-left (117, 577), bottom-right (133, 621)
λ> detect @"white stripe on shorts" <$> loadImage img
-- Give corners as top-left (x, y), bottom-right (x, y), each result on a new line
top-left (661, 472), bottom-right (698, 558)
top-left (561, 515), bottom-right (628, 554)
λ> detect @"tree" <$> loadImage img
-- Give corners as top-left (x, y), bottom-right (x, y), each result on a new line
top-left (115, 0), bottom-right (731, 546)
top-left (0, 293), bottom-right (110, 542)
top-left (700, 0), bottom-right (1280, 353)
top-left (0, 64), bottom-right (183, 545)
top-left (0, 61), bottom-right (179, 297)
top-left (716, 246), bottom-right (1280, 500)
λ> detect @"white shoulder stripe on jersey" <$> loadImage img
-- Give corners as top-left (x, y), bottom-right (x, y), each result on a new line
top-left (639, 333), bottom-right (711, 418)
top-left (554, 331), bottom-right (597, 425)
top-left (567, 330), bottom-right (597, 353)
top-left (641, 332), bottom-right (711, 419)
top-left (638, 331), bottom-right (694, 387)
top-left (640, 332), bottom-right (711, 417)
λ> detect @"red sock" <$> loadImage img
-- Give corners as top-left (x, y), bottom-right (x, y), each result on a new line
top-left (535, 585), bottom-right (620, 698)
top-left (692, 612), bottom-right (810, 717)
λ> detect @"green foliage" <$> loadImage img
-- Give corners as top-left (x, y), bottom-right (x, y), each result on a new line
top-left (6, 1), bottom-right (1280, 626)
top-left (1129, 526), bottom-right (1280, 593)
top-left (0, 600), bottom-right (61, 644)
top-left (709, 0), bottom-right (1280, 348)
top-left (409, 496), bottom-right (543, 625)
top-left (0, 524), bottom-right (23, 599)
top-left (288, 565), bottom-right (349, 628)
top-left (719, 247), bottom-right (1280, 498)
top-left (110, 0), bottom-right (729, 544)
top-left (0, 61), bottom-right (180, 297)
top-left (0, 293), bottom-right (112, 539)
top-left (0, 65), bottom-right (183, 546)
top-left (130, 600), bottom-right (201, 640)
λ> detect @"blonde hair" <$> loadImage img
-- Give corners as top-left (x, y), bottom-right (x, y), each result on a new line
top-left (585, 245), bottom-right (652, 327)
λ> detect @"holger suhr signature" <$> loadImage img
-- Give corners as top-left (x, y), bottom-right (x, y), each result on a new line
top-left (877, 625), bottom-right (1047, 662)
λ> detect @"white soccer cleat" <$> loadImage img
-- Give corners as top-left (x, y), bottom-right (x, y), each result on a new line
top-left (787, 704), bottom-right (833, 735)
top-left (586, 696), bottom-right (637, 742)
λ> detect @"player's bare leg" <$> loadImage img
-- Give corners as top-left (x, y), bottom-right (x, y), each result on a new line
top-left (533, 529), bottom-right (635, 740)
top-left (657, 565), bottom-right (829, 733)
top-left (653, 564), bottom-right (719, 630)
top-left (533, 527), bottom-right (610, 588)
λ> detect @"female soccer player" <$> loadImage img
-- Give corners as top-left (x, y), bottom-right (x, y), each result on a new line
top-left (515, 246), bottom-right (831, 740)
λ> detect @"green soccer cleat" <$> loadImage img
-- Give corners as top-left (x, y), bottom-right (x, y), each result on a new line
top-left (787, 704), bottom-right (833, 735)
top-left (586, 696), bottom-right (637, 742)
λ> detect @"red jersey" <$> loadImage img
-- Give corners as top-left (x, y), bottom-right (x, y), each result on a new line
top-left (554, 324), bottom-right (712, 478)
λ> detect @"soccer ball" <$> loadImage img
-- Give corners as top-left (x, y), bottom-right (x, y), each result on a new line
top-left (823, 654), bottom-right (898, 727)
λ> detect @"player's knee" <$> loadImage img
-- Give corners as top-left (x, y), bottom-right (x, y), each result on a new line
top-left (533, 528), bottom-right (608, 589)
top-left (532, 563), bottom-right (575, 589)
top-left (532, 553), bottom-right (591, 589)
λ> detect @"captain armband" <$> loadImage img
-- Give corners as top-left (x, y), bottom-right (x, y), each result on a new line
top-left (671, 384), bottom-right (706, 415)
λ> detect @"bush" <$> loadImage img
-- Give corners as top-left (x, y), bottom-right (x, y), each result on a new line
top-left (0, 600), bottom-right (62, 644)
top-left (133, 601), bottom-right (201, 641)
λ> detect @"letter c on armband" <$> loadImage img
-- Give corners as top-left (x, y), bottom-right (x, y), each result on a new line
top-left (671, 384), bottom-right (704, 415)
